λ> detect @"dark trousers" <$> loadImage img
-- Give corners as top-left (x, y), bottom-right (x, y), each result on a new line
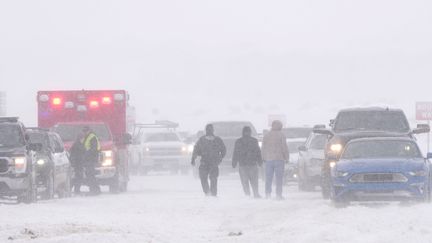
top-left (239, 165), bottom-right (260, 197)
top-left (72, 166), bottom-right (84, 193)
top-left (199, 163), bottom-right (219, 196)
top-left (85, 165), bottom-right (101, 194)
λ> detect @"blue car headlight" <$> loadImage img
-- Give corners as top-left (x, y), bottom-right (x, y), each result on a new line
top-left (408, 171), bottom-right (428, 177)
top-left (336, 171), bottom-right (349, 178)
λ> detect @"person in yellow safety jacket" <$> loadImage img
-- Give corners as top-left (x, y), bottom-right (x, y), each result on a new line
top-left (82, 126), bottom-right (101, 195)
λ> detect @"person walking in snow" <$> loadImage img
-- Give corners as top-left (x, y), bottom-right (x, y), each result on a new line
top-left (232, 126), bottom-right (262, 198)
top-left (191, 124), bottom-right (226, 197)
top-left (261, 120), bottom-right (289, 200)
top-left (69, 132), bottom-right (85, 194)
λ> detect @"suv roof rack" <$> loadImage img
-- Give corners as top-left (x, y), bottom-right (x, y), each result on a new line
top-left (0, 117), bottom-right (19, 123)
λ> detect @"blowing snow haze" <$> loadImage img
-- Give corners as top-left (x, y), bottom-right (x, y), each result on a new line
top-left (1, 0), bottom-right (432, 130)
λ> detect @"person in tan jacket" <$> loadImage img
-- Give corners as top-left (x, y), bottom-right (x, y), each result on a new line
top-left (261, 120), bottom-right (289, 199)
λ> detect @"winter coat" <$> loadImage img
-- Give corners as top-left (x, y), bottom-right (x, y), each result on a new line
top-left (192, 135), bottom-right (226, 166)
top-left (261, 121), bottom-right (289, 162)
top-left (232, 129), bottom-right (262, 168)
top-left (69, 139), bottom-right (85, 168)
top-left (83, 132), bottom-right (100, 166)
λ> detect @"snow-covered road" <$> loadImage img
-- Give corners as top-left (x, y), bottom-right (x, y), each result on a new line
top-left (1, 175), bottom-right (432, 243)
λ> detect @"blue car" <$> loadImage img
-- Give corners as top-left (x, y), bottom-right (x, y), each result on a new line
top-left (330, 137), bottom-right (432, 206)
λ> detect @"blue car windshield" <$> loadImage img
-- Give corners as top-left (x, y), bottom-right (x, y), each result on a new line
top-left (342, 140), bottom-right (422, 159)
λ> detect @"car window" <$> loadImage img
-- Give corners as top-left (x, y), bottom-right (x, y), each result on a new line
top-left (50, 134), bottom-right (64, 153)
top-left (287, 141), bottom-right (305, 153)
top-left (0, 124), bottom-right (25, 147)
top-left (145, 133), bottom-right (181, 142)
top-left (28, 132), bottom-right (49, 149)
top-left (334, 111), bottom-right (410, 133)
top-left (342, 140), bottom-right (422, 159)
top-left (54, 123), bottom-right (111, 142)
top-left (309, 135), bottom-right (327, 150)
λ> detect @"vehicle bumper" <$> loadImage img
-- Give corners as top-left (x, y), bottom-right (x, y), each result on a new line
top-left (95, 166), bottom-right (117, 180)
top-left (141, 156), bottom-right (189, 170)
top-left (332, 179), bottom-right (429, 201)
top-left (0, 175), bottom-right (29, 196)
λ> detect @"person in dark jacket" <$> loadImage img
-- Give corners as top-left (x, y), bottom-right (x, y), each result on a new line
top-left (232, 126), bottom-right (262, 198)
top-left (82, 127), bottom-right (101, 195)
top-left (191, 124), bottom-right (226, 196)
top-left (69, 133), bottom-right (85, 194)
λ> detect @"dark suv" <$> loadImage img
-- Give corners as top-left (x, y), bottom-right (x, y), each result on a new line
top-left (314, 107), bottom-right (430, 198)
top-left (27, 128), bottom-right (71, 199)
top-left (0, 117), bottom-right (40, 203)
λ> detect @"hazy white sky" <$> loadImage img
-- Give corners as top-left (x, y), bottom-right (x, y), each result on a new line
top-left (1, 0), bottom-right (431, 131)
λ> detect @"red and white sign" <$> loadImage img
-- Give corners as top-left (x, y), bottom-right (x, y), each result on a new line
top-left (416, 102), bottom-right (432, 121)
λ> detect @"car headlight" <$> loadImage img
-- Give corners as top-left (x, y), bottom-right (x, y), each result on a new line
top-left (329, 161), bottom-right (337, 168)
top-left (330, 144), bottom-right (343, 153)
top-left (409, 171), bottom-right (428, 177)
top-left (145, 147), bottom-right (150, 152)
top-left (181, 146), bottom-right (187, 152)
top-left (37, 159), bottom-right (46, 166)
top-left (188, 144), bottom-right (194, 153)
top-left (336, 171), bottom-right (349, 177)
top-left (101, 150), bottom-right (114, 167)
top-left (102, 158), bottom-right (113, 167)
top-left (14, 157), bottom-right (27, 173)
top-left (259, 141), bottom-right (263, 148)
top-left (102, 150), bottom-right (113, 158)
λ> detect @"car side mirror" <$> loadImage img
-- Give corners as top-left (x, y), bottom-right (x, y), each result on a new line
top-left (298, 145), bottom-right (307, 152)
top-left (28, 143), bottom-right (43, 152)
top-left (329, 119), bottom-right (336, 128)
top-left (313, 128), bottom-right (334, 136)
top-left (413, 124), bottom-right (431, 135)
top-left (427, 153), bottom-right (432, 160)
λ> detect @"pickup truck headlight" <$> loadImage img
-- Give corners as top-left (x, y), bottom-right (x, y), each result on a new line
top-left (329, 161), bottom-right (337, 168)
top-left (188, 144), bottom-right (194, 153)
top-left (101, 150), bottom-right (114, 167)
top-left (102, 150), bottom-right (113, 158)
top-left (37, 159), bottom-right (46, 166)
top-left (409, 171), bottom-right (428, 177)
top-left (102, 158), bottom-right (113, 167)
top-left (14, 157), bottom-right (27, 173)
top-left (330, 144), bottom-right (343, 154)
